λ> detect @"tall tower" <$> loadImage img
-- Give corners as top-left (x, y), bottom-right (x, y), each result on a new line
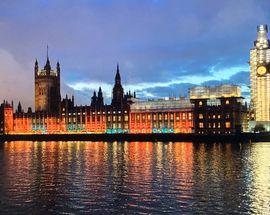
top-left (35, 48), bottom-right (61, 114)
top-left (250, 25), bottom-right (270, 126)
top-left (111, 64), bottom-right (124, 108)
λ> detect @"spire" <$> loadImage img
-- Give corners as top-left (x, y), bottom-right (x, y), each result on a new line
top-left (44, 45), bottom-right (51, 73)
top-left (17, 101), bottom-right (22, 113)
top-left (56, 61), bottom-right (60, 75)
top-left (35, 59), bottom-right (38, 74)
top-left (47, 45), bottom-right (49, 61)
top-left (91, 91), bottom-right (98, 108)
top-left (115, 63), bottom-right (121, 84)
top-left (98, 87), bottom-right (103, 98)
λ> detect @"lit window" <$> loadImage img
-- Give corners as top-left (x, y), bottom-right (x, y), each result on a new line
top-left (226, 100), bottom-right (230, 104)
top-left (199, 114), bottom-right (203, 119)
top-left (199, 101), bottom-right (203, 106)
top-left (199, 122), bottom-right (203, 128)
top-left (226, 122), bottom-right (231, 128)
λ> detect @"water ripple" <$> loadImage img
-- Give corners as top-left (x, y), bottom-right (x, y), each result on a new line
top-left (0, 141), bottom-right (269, 214)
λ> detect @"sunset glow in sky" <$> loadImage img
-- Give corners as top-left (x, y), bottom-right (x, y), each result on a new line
top-left (0, 0), bottom-right (270, 108)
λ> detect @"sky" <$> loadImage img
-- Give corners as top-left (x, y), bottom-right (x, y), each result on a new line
top-left (0, 0), bottom-right (270, 109)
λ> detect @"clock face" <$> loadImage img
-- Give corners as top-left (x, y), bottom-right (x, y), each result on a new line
top-left (257, 66), bottom-right (267, 76)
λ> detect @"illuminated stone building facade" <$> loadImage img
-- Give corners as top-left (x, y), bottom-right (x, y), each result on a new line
top-left (250, 25), bottom-right (270, 130)
top-left (0, 53), bottom-right (248, 135)
top-left (190, 85), bottom-right (247, 134)
top-left (129, 98), bottom-right (193, 133)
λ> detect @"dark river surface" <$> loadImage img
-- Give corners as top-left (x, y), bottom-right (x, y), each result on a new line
top-left (0, 141), bottom-right (269, 214)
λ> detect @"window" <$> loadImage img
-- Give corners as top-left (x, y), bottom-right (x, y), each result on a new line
top-left (142, 115), bottom-right (145, 121)
top-left (165, 114), bottom-right (168, 120)
top-left (199, 114), bottom-right (203, 119)
top-left (226, 100), bottom-right (230, 104)
top-left (199, 122), bottom-right (203, 128)
top-left (124, 115), bottom-right (128, 121)
top-left (226, 122), bottom-right (231, 128)
top-left (199, 101), bottom-right (203, 106)
top-left (176, 113), bottom-right (180, 121)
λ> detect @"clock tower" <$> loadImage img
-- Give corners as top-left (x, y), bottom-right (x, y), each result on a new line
top-left (250, 25), bottom-right (270, 127)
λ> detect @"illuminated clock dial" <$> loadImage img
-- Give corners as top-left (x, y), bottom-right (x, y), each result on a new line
top-left (257, 66), bottom-right (267, 76)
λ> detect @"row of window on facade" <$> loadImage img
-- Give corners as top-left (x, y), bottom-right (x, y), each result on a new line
top-left (130, 112), bottom-right (192, 121)
top-left (61, 108), bottom-right (128, 114)
top-left (198, 99), bottom-right (231, 106)
top-left (198, 122), bottom-right (231, 128)
top-left (198, 113), bottom-right (231, 119)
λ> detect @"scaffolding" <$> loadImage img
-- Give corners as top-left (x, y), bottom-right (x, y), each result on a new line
top-left (130, 98), bottom-right (193, 111)
top-left (189, 84), bottom-right (241, 99)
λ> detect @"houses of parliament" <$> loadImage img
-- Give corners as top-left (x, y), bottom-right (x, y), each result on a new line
top-left (0, 50), bottom-right (247, 135)
top-left (5, 23), bottom-right (270, 134)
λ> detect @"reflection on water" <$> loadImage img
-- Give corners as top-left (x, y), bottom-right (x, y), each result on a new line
top-left (0, 141), bottom-right (269, 214)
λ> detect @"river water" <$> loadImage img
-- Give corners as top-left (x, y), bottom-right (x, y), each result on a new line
top-left (0, 141), bottom-right (269, 214)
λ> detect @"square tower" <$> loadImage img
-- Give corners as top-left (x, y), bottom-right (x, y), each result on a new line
top-left (34, 53), bottom-right (61, 114)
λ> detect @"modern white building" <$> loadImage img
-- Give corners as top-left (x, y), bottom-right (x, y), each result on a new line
top-left (250, 25), bottom-right (270, 130)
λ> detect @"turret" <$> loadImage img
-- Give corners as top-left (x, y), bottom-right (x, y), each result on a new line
top-left (97, 87), bottom-right (104, 108)
top-left (44, 46), bottom-right (51, 75)
top-left (115, 63), bottom-right (121, 85)
top-left (35, 59), bottom-right (39, 76)
top-left (17, 101), bottom-right (22, 113)
top-left (91, 91), bottom-right (97, 108)
top-left (111, 64), bottom-right (124, 108)
top-left (56, 61), bottom-right (60, 76)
